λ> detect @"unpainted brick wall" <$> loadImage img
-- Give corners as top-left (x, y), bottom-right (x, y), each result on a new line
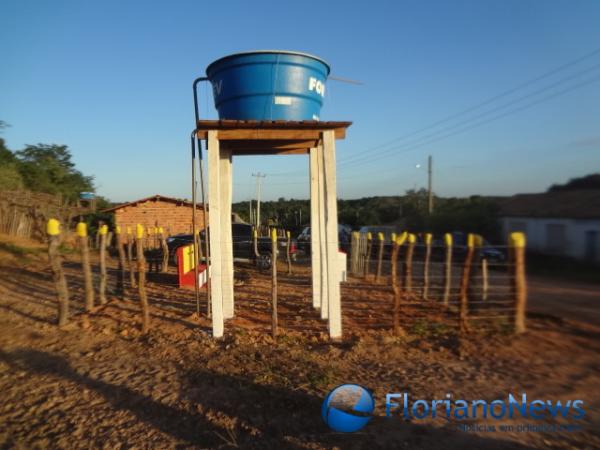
top-left (113, 199), bottom-right (207, 236)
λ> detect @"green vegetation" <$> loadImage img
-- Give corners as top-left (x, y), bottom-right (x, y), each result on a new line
top-left (233, 188), bottom-right (502, 240)
top-left (0, 120), bottom-right (98, 202)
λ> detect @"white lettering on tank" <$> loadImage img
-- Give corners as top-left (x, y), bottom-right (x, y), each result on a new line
top-left (308, 77), bottom-right (325, 97)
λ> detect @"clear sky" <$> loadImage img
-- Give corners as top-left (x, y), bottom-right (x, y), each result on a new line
top-left (1, 0), bottom-right (599, 203)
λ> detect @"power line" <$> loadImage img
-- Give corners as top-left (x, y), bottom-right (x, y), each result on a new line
top-left (337, 46), bottom-right (600, 166)
top-left (338, 73), bottom-right (600, 170)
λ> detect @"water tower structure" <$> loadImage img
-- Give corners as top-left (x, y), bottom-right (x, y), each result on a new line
top-left (192, 51), bottom-right (351, 339)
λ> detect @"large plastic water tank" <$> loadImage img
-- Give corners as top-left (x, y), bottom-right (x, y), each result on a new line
top-left (205, 50), bottom-right (330, 121)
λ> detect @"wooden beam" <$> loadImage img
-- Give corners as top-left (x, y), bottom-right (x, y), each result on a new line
top-left (196, 128), bottom-right (347, 141)
top-left (208, 130), bottom-right (224, 338)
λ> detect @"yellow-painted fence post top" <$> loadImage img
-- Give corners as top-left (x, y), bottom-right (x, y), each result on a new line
top-left (136, 224), bottom-right (144, 239)
top-left (467, 233), bottom-right (475, 248)
top-left (352, 231), bottom-right (360, 238)
top-left (158, 226), bottom-right (164, 235)
top-left (253, 228), bottom-right (258, 238)
top-left (270, 228), bottom-right (277, 242)
top-left (408, 233), bottom-right (416, 244)
top-left (46, 218), bottom-right (60, 236)
top-left (126, 226), bottom-right (132, 235)
top-left (286, 230), bottom-right (291, 239)
top-left (444, 233), bottom-right (453, 246)
top-left (76, 222), bottom-right (87, 237)
top-left (474, 234), bottom-right (484, 247)
top-left (367, 232), bottom-right (372, 241)
top-left (115, 225), bottom-right (121, 235)
top-left (391, 232), bottom-right (397, 242)
top-left (396, 231), bottom-right (408, 246)
top-left (377, 232), bottom-right (384, 241)
top-left (509, 232), bottom-right (527, 248)
top-left (99, 225), bottom-right (108, 235)
top-left (424, 233), bottom-right (433, 245)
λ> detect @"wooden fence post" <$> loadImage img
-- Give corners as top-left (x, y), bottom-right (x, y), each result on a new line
top-left (271, 228), bottom-right (278, 337)
top-left (404, 233), bottom-right (416, 293)
top-left (135, 224), bottom-right (150, 333)
top-left (350, 231), bottom-right (359, 275)
top-left (459, 233), bottom-right (475, 333)
top-left (159, 226), bottom-right (169, 273)
top-left (392, 232), bottom-right (407, 336)
top-left (253, 227), bottom-right (259, 258)
top-left (482, 257), bottom-right (489, 301)
top-left (126, 226), bottom-right (136, 288)
top-left (115, 225), bottom-right (127, 297)
top-left (47, 218), bottom-right (69, 326)
top-left (375, 232), bottom-right (384, 283)
top-left (422, 233), bottom-right (432, 300)
top-left (286, 230), bottom-right (292, 275)
top-left (98, 224), bottom-right (108, 305)
top-left (443, 233), bottom-right (453, 306)
top-left (365, 232), bottom-right (373, 279)
top-left (510, 232), bottom-right (527, 334)
top-left (77, 222), bottom-right (94, 311)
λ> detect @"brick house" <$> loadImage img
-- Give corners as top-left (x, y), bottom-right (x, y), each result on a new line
top-left (103, 195), bottom-right (207, 236)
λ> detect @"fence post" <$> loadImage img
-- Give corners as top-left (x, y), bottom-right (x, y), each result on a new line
top-left (271, 228), bottom-right (278, 337)
top-left (392, 232), bottom-right (407, 336)
top-left (98, 224), bottom-right (108, 305)
top-left (375, 232), bottom-right (384, 283)
top-left (115, 225), bottom-right (127, 297)
top-left (482, 257), bottom-right (488, 302)
top-left (286, 230), bottom-right (292, 275)
top-left (136, 224), bottom-right (150, 333)
top-left (459, 233), bottom-right (475, 333)
top-left (253, 227), bottom-right (259, 258)
top-left (404, 233), bottom-right (416, 294)
top-left (126, 226), bottom-right (136, 288)
top-left (365, 232), bottom-right (373, 279)
top-left (510, 232), bottom-right (527, 334)
top-left (423, 233), bottom-right (432, 300)
top-left (443, 233), bottom-right (453, 306)
top-left (77, 222), bottom-right (94, 311)
top-left (159, 226), bottom-right (169, 273)
top-left (47, 218), bottom-right (69, 326)
top-left (350, 231), bottom-right (359, 274)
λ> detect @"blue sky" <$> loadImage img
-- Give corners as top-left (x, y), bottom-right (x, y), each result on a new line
top-left (1, 0), bottom-right (599, 203)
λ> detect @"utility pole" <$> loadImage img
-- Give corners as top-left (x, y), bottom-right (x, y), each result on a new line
top-left (252, 172), bottom-right (266, 232)
top-left (427, 155), bottom-right (434, 214)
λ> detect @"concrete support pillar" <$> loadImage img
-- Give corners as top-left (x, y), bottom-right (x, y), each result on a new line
top-left (316, 143), bottom-right (329, 320)
top-left (220, 148), bottom-right (234, 319)
top-left (207, 131), bottom-right (224, 338)
top-left (309, 147), bottom-right (321, 310)
top-left (322, 130), bottom-right (342, 339)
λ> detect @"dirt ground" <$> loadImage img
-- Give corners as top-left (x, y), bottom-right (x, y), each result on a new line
top-left (0, 235), bottom-right (599, 449)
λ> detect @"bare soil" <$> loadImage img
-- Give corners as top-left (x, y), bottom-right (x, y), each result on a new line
top-left (0, 236), bottom-right (598, 449)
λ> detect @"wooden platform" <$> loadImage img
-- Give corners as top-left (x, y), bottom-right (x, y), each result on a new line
top-left (195, 120), bottom-right (352, 155)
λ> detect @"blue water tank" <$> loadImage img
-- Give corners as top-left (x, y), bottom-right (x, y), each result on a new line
top-left (205, 50), bottom-right (330, 121)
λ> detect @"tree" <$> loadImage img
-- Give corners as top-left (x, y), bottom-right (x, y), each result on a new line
top-left (548, 173), bottom-right (600, 192)
top-left (0, 122), bottom-right (23, 190)
top-left (15, 144), bottom-right (94, 200)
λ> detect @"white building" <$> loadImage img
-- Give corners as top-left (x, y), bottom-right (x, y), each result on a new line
top-left (499, 190), bottom-right (600, 263)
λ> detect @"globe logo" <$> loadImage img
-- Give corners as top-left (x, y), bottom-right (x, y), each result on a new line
top-left (322, 384), bottom-right (375, 432)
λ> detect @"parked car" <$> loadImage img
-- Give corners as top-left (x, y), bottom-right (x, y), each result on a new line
top-left (166, 223), bottom-right (296, 269)
top-left (296, 225), bottom-right (352, 256)
top-left (449, 231), bottom-right (506, 263)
